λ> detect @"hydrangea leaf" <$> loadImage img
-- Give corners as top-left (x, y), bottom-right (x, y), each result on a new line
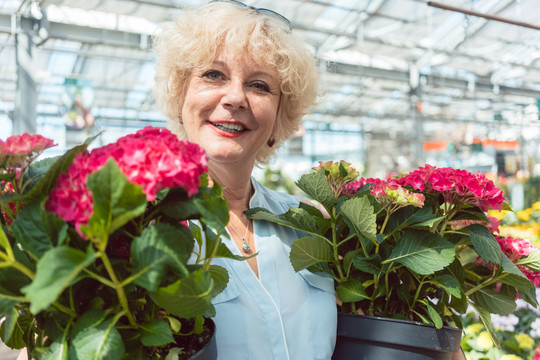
top-left (386, 229), bottom-right (455, 275)
top-left (352, 253), bottom-right (382, 276)
top-left (193, 183), bottom-right (229, 234)
top-left (0, 312), bottom-right (33, 350)
top-left (467, 224), bottom-right (502, 265)
top-left (516, 248), bottom-right (540, 272)
top-left (426, 302), bottom-right (443, 329)
top-left (469, 304), bottom-right (500, 349)
top-left (140, 319), bottom-right (174, 347)
top-left (71, 309), bottom-right (107, 338)
top-left (23, 134), bottom-right (99, 204)
top-left (82, 159), bottom-right (147, 239)
top-left (151, 268), bottom-right (213, 319)
top-left (295, 169), bottom-right (337, 210)
top-left (42, 336), bottom-right (69, 360)
top-left (470, 287), bottom-right (516, 315)
top-left (431, 274), bottom-right (462, 299)
top-left (289, 236), bottom-right (333, 272)
top-left (386, 206), bottom-right (436, 234)
top-left (246, 206), bottom-right (326, 238)
top-left (0, 306), bottom-right (18, 346)
top-left (336, 279), bottom-right (368, 303)
top-left (207, 264), bottom-right (229, 297)
top-left (338, 196), bottom-right (377, 243)
top-left (131, 223), bottom-right (193, 292)
top-left (11, 201), bottom-right (68, 258)
top-left (70, 318), bottom-right (125, 360)
top-left (22, 246), bottom-right (95, 314)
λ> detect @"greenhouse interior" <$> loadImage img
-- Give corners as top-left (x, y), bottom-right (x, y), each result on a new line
top-left (1, 0), bottom-right (540, 359)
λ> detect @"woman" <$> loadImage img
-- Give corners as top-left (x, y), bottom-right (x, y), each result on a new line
top-left (152, 1), bottom-right (337, 359)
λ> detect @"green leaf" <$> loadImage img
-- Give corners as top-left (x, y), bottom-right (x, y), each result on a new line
top-left (336, 279), bottom-right (368, 302)
top-left (470, 304), bottom-right (500, 348)
top-left (386, 229), bottom-right (456, 275)
top-left (498, 255), bottom-right (534, 291)
top-left (386, 206), bottom-right (436, 233)
top-left (296, 169), bottom-right (337, 210)
top-left (517, 248), bottom-right (540, 272)
top-left (11, 201), bottom-right (68, 258)
top-left (140, 319), bottom-right (174, 347)
top-left (70, 318), bottom-right (125, 360)
top-left (0, 313), bottom-right (33, 349)
top-left (0, 298), bottom-right (17, 317)
top-left (470, 287), bottom-right (516, 315)
top-left (351, 253), bottom-right (382, 276)
top-left (431, 274), bottom-right (462, 299)
top-left (131, 223), bottom-right (193, 291)
top-left (214, 242), bottom-right (256, 261)
top-left (426, 302), bottom-right (443, 329)
top-left (1, 306), bottom-right (18, 345)
top-left (339, 196), bottom-right (377, 243)
top-left (208, 265), bottom-right (229, 297)
top-left (156, 187), bottom-right (200, 220)
top-left (467, 224), bottom-right (502, 265)
top-left (81, 159), bottom-right (147, 240)
top-left (151, 269), bottom-right (213, 319)
top-left (23, 134), bottom-right (98, 203)
top-left (193, 184), bottom-right (229, 233)
top-left (246, 206), bottom-right (324, 239)
top-left (22, 246), bottom-right (95, 314)
top-left (71, 309), bottom-right (107, 338)
top-left (289, 237), bottom-right (333, 272)
top-left (42, 337), bottom-right (69, 360)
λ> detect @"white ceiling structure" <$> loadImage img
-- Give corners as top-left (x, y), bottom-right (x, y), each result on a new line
top-left (0, 0), bottom-right (539, 176)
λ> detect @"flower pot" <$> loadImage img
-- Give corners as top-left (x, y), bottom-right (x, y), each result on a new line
top-left (333, 313), bottom-right (462, 360)
top-left (187, 319), bottom-right (217, 360)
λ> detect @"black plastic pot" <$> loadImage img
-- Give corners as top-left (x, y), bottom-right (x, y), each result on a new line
top-left (333, 313), bottom-right (462, 360)
top-left (188, 319), bottom-right (217, 360)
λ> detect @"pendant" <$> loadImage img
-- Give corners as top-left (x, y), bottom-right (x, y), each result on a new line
top-left (242, 242), bottom-right (250, 253)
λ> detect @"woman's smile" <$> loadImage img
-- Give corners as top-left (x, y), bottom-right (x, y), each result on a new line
top-left (208, 120), bottom-right (249, 137)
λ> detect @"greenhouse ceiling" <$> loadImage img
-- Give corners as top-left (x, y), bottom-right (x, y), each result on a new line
top-left (1, 0), bottom-right (540, 146)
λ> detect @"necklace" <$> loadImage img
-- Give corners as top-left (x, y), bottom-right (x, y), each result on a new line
top-left (228, 219), bottom-right (251, 253)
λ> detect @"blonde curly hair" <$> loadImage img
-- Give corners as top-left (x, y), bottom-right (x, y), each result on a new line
top-left (152, 1), bottom-right (319, 164)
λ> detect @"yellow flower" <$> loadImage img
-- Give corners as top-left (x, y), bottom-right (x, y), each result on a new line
top-left (517, 209), bottom-right (532, 221)
top-left (532, 201), bottom-right (540, 210)
top-left (476, 331), bottom-right (493, 350)
top-left (500, 355), bottom-right (523, 360)
top-left (465, 323), bottom-right (484, 335)
top-left (514, 333), bottom-right (534, 350)
top-left (489, 210), bottom-right (507, 220)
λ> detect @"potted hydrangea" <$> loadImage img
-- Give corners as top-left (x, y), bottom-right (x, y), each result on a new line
top-left (0, 128), bottom-right (240, 360)
top-left (247, 161), bottom-right (540, 359)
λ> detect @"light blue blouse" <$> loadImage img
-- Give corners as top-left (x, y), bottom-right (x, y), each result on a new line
top-left (208, 178), bottom-right (337, 360)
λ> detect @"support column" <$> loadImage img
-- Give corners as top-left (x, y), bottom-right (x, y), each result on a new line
top-left (14, 28), bottom-right (37, 135)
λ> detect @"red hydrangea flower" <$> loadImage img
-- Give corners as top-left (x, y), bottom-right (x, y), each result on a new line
top-left (0, 133), bottom-right (56, 169)
top-left (46, 127), bottom-right (208, 233)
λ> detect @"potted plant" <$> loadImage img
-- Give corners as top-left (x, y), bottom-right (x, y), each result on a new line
top-left (0, 127), bottom-right (241, 360)
top-left (247, 161), bottom-right (540, 359)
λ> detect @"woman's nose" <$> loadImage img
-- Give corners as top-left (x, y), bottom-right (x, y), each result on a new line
top-left (222, 79), bottom-right (248, 110)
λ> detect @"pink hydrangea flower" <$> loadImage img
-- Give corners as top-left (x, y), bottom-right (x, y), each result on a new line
top-left (496, 235), bottom-right (534, 262)
top-left (46, 127), bottom-right (208, 234)
top-left (0, 133), bottom-right (56, 169)
top-left (395, 165), bottom-right (505, 212)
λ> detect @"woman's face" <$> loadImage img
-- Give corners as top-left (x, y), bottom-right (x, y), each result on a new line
top-left (180, 49), bottom-right (281, 167)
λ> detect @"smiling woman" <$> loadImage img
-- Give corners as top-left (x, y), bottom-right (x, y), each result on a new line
top-left (151, 1), bottom-right (335, 360)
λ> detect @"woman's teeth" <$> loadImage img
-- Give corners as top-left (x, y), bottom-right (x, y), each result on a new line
top-left (211, 122), bottom-right (245, 133)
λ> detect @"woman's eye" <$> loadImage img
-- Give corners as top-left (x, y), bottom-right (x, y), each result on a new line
top-left (202, 70), bottom-right (224, 80)
top-left (252, 81), bottom-right (271, 92)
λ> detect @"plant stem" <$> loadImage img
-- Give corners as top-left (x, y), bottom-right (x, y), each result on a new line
top-left (465, 274), bottom-right (506, 297)
top-left (203, 227), bottom-right (222, 270)
top-left (0, 254), bottom-right (35, 280)
top-left (53, 301), bottom-right (76, 318)
top-left (99, 251), bottom-right (137, 327)
top-left (331, 208), bottom-right (345, 281)
top-left (82, 268), bottom-right (116, 288)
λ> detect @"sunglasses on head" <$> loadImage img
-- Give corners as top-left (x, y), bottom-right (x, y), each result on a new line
top-left (210, 0), bottom-right (293, 31)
